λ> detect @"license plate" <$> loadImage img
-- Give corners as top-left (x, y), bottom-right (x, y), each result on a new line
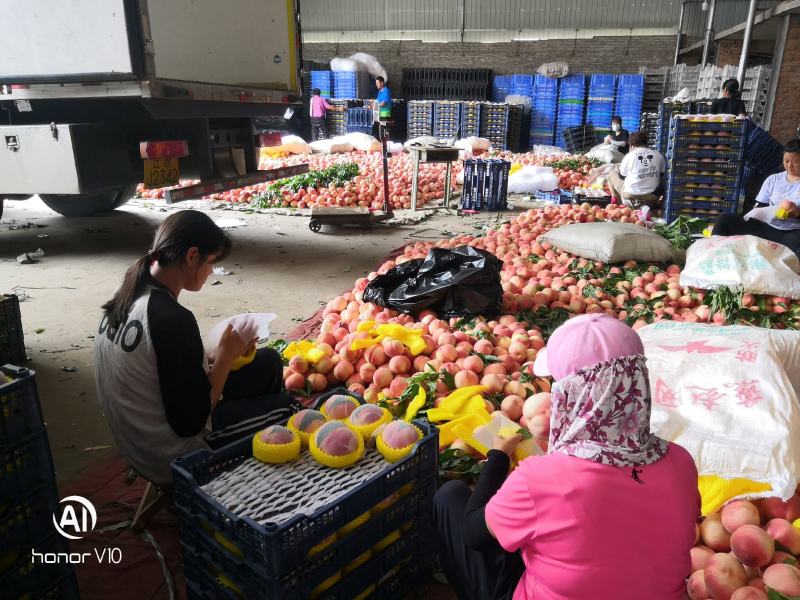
top-left (143, 158), bottom-right (179, 189)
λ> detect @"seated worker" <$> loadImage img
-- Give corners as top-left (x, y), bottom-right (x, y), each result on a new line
top-left (603, 115), bottom-right (629, 154)
top-left (433, 314), bottom-right (700, 600)
top-left (711, 78), bottom-right (748, 117)
top-left (607, 130), bottom-right (666, 208)
top-left (94, 210), bottom-right (299, 484)
top-left (714, 139), bottom-right (800, 254)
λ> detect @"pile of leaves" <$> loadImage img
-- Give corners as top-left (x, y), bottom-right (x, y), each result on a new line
top-left (251, 163), bottom-right (359, 208)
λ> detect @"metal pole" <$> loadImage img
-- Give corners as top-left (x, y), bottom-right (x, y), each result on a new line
top-left (674, 1), bottom-right (687, 66)
top-left (763, 14), bottom-right (790, 130)
top-left (701, 0), bottom-right (717, 66)
top-left (737, 0), bottom-right (759, 85)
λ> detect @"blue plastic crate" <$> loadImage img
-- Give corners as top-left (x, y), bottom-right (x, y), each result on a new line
top-left (745, 124), bottom-right (785, 176)
top-left (0, 366), bottom-right (42, 444)
top-left (0, 429), bottom-right (55, 500)
top-left (171, 418), bottom-right (438, 579)
top-left (0, 483), bottom-right (58, 546)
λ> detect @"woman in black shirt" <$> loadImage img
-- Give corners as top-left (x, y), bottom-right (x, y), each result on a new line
top-left (711, 78), bottom-right (747, 116)
top-left (604, 115), bottom-right (629, 154)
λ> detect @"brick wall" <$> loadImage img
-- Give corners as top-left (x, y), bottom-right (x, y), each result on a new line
top-left (302, 36), bottom-right (677, 87)
top-left (716, 39), bottom-right (743, 67)
top-left (769, 15), bottom-right (800, 141)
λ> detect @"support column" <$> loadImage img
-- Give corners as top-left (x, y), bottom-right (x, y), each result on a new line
top-left (768, 15), bottom-right (800, 140)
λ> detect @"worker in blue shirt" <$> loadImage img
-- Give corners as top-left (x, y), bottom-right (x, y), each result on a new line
top-left (372, 76), bottom-right (392, 139)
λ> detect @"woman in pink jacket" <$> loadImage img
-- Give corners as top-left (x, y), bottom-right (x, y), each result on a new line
top-left (433, 314), bottom-right (700, 600)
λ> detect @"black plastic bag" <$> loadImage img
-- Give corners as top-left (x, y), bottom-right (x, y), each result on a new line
top-left (363, 246), bottom-right (503, 318)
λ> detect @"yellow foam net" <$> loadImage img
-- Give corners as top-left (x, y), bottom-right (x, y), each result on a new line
top-left (698, 475), bottom-right (772, 516)
top-left (377, 423), bottom-right (423, 463)
top-left (309, 424), bottom-right (365, 468)
top-left (350, 321), bottom-right (427, 356)
top-left (251, 430), bottom-right (301, 464)
top-left (283, 340), bottom-right (327, 364)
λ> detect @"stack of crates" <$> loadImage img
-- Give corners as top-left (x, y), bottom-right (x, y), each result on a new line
top-left (332, 71), bottom-right (371, 100)
top-left (173, 388), bottom-right (437, 600)
top-left (479, 103), bottom-right (510, 150)
top-left (0, 294), bottom-right (26, 366)
top-left (656, 101), bottom-right (691, 154)
top-left (640, 66), bottom-right (669, 114)
top-left (510, 74), bottom-right (535, 98)
top-left (407, 101), bottom-right (435, 138)
top-left (403, 68), bottom-right (491, 100)
top-left (556, 74), bottom-right (586, 148)
top-left (310, 71), bottom-right (333, 98)
top-left (615, 74), bottom-right (645, 138)
top-left (667, 64), bottom-right (702, 97)
top-left (664, 116), bottom-right (747, 222)
top-left (0, 359), bottom-right (78, 599)
top-left (461, 159), bottom-right (511, 210)
top-left (326, 100), bottom-right (351, 137)
top-left (745, 124), bottom-right (784, 178)
top-left (586, 74), bottom-right (616, 143)
top-left (506, 104), bottom-right (529, 153)
top-left (492, 76), bottom-right (512, 102)
top-left (433, 101), bottom-right (461, 138)
top-left (460, 101), bottom-right (482, 138)
top-left (562, 124), bottom-right (597, 154)
top-left (640, 112), bottom-right (659, 149)
top-left (346, 108), bottom-right (373, 135)
top-left (742, 65), bottom-right (771, 125)
top-left (530, 75), bottom-right (559, 147)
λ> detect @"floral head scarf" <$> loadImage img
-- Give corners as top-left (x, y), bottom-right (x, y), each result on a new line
top-left (548, 354), bottom-right (669, 469)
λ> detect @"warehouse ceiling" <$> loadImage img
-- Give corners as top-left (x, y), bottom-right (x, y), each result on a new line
top-left (300, 0), bottom-right (781, 43)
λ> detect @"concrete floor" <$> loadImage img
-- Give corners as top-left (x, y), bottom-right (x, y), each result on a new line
top-left (1, 196), bottom-right (504, 485)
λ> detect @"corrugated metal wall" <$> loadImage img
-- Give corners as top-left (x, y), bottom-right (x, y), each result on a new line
top-left (300, 0), bottom-right (779, 40)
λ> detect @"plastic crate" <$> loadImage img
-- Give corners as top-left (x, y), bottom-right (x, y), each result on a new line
top-left (668, 170), bottom-right (740, 187)
top-left (671, 118), bottom-right (748, 133)
top-left (184, 522), bottom-right (433, 600)
top-left (178, 478), bottom-right (433, 599)
top-left (745, 124), bottom-right (784, 176)
top-left (533, 189), bottom-right (572, 204)
top-left (0, 429), bottom-right (55, 500)
top-left (670, 159), bottom-right (740, 173)
top-left (0, 295), bottom-right (25, 366)
top-left (1, 534), bottom-right (72, 599)
top-left (462, 159), bottom-right (510, 210)
top-left (171, 418), bottom-right (437, 579)
top-left (668, 146), bottom-right (744, 160)
top-left (0, 366), bottom-right (42, 445)
top-left (0, 483), bottom-right (58, 546)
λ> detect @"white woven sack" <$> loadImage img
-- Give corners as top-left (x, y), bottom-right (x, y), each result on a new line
top-left (681, 235), bottom-right (800, 299)
top-left (344, 132), bottom-right (381, 152)
top-left (639, 321), bottom-right (800, 500)
top-left (308, 139), bottom-right (353, 154)
top-left (540, 222), bottom-right (679, 264)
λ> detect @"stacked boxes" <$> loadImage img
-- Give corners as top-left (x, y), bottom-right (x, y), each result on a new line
top-left (745, 124), bottom-right (784, 179)
top-left (664, 116), bottom-right (747, 222)
top-left (742, 66), bottom-right (771, 125)
top-left (407, 101), bottom-right (435, 138)
top-left (0, 294), bottom-right (25, 365)
top-left (479, 103), bottom-right (510, 150)
top-left (696, 65), bottom-right (738, 100)
top-left (403, 68), bottom-right (491, 101)
top-left (492, 76), bottom-right (512, 102)
top-left (530, 75), bottom-right (559, 147)
top-left (172, 390), bottom-right (438, 600)
top-left (506, 104), bottom-right (529, 153)
top-left (310, 71), bottom-right (333, 98)
top-left (510, 74), bottom-right (535, 98)
top-left (656, 101), bottom-right (691, 154)
top-left (667, 64), bottom-right (702, 97)
top-left (556, 74), bottom-right (586, 148)
top-left (433, 101), bottom-right (461, 139)
top-left (326, 100), bottom-right (351, 137)
top-left (0, 364), bottom-right (78, 600)
top-left (346, 108), bottom-right (373, 135)
top-left (615, 74), bottom-right (645, 139)
top-left (333, 71), bottom-right (371, 100)
top-left (562, 125), bottom-right (597, 154)
top-left (460, 102), bottom-right (482, 138)
top-left (640, 66), bottom-right (669, 114)
top-left (461, 160), bottom-right (511, 210)
top-left (586, 74), bottom-right (616, 143)
top-left (641, 112), bottom-right (659, 149)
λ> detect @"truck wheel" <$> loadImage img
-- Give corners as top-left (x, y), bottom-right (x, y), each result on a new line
top-left (40, 184), bottom-right (137, 217)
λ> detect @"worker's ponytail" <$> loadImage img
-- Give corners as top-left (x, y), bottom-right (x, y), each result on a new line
top-left (101, 210), bottom-right (231, 329)
top-left (722, 78), bottom-right (741, 99)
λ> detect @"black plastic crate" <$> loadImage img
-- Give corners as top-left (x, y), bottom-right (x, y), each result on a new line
top-left (1, 534), bottom-right (72, 599)
top-left (0, 295), bottom-right (25, 366)
top-left (462, 159), bottom-right (510, 211)
top-left (171, 419), bottom-right (437, 579)
top-left (0, 483), bottom-right (59, 547)
top-left (0, 366), bottom-right (43, 445)
top-left (0, 429), bottom-right (55, 500)
top-left (178, 477), bottom-right (433, 598)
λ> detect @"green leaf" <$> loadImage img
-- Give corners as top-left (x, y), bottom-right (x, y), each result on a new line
top-left (766, 588), bottom-right (796, 600)
top-left (517, 427), bottom-right (533, 441)
top-left (440, 368), bottom-right (456, 391)
top-left (471, 350), bottom-right (501, 364)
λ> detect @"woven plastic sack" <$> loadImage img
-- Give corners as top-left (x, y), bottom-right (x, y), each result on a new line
top-left (330, 57), bottom-right (358, 72)
top-left (348, 53), bottom-right (388, 82)
top-left (537, 62), bottom-right (569, 78)
top-left (532, 144), bottom-right (568, 156)
top-left (344, 132), bottom-right (381, 152)
top-left (404, 136), bottom-right (438, 149)
top-left (308, 139), bottom-right (354, 154)
top-left (507, 166), bottom-right (557, 194)
top-left (680, 235), bottom-right (800, 299)
top-left (540, 222), bottom-right (680, 264)
top-left (638, 321), bottom-right (800, 501)
top-left (586, 143), bottom-right (623, 165)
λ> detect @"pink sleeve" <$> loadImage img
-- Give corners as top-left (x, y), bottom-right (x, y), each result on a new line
top-left (485, 465), bottom-right (537, 552)
top-left (324, 100), bottom-right (333, 110)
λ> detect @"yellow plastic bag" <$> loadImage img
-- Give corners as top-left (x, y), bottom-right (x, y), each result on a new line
top-left (698, 475), bottom-right (772, 516)
top-left (437, 413), bottom-right (491, 449)
top-left (350, 321), bottom-right (427, 356)
top-left (404, 386), bottom-right (427, 422)
top-left (283, 340), bottom-right (326, 364)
